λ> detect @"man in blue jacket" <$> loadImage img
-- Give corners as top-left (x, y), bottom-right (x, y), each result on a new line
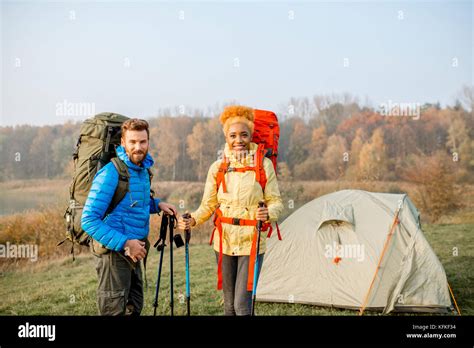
top-left (82, 118), bottom-right (177, 316)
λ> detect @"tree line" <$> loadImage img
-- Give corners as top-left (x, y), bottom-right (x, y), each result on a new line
top-left (1, 91), bottom-right (473, 184)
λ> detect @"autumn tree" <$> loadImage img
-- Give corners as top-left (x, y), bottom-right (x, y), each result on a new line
top-left (29, 126), bottom-right (56, 178)
top-left (322, 134), bottom-right (348, 180)
top-left (187, 117), bottom-right (223, 181)
top-left (357, 128), bottom-right (389, 181)
top-left (446, 113), bottom-right (473, 177)
top-left (311, 125), bottom-right (328, 156)
top-left (51, 135), bottom-right (76, 178)
top-left (345, 127), bottom-right (366, 179)
top-left (293, 125), bottom-right (327, 180)
top-left (277, 161), bottom-right (292, 181)
top-left (149, 117), bottom-right (181, 180)
top-left (402, 151), bottom-right (458, 221)
top-left (286, 118), bottom-right (312, 171)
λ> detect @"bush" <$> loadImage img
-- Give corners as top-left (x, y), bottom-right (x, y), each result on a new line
top-left (0, 205), bottom-right (89, 269)
top-left (293, 158), bottom-right (325, 181)
top-left (401, 151), bottom-right (460, 222)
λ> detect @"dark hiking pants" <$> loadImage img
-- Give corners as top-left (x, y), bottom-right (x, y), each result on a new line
top-left (94, 251), bottom-right (143, 316)
top-left (215, 251), bottom-right (264, 316)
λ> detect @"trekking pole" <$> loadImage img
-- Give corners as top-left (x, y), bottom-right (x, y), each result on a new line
top-left (183, 212), bottom-right (192, 316)
top-left (153, 213), bottom-right (169, 316)
top-left (251, 201), bottom-right (266, 316)
top-left (169, 214), bottom-right (176, 316)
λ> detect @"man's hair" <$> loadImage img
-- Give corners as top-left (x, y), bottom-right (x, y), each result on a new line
top-left (121, 118), bottom-right (150, 139)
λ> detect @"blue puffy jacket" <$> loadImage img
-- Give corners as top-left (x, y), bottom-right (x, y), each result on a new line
top-left (81, 145), bottom-right (161, 251)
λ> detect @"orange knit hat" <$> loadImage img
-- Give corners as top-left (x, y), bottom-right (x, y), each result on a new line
top-left (219, 105), bottom-right (255, 135)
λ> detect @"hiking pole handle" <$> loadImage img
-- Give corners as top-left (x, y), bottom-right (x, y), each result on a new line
top-left (183, 212), bottom-right (191, 242)
top-left (257, 201), bottom-right (265, 231)
top-left (154, 213), bottom-right (170, 250)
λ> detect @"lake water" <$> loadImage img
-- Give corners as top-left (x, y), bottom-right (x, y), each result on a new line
top-left (0, 183), bottom-right (69, 216)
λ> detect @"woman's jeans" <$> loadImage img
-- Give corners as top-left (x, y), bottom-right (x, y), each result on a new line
top-left (215, 251), bottom-right (264, 316)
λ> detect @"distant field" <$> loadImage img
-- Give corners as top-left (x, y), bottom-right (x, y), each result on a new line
top-left (1, 179), bottom-right (473, 223)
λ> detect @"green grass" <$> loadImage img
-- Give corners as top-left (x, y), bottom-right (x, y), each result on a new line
top-left (0, 224), bottom-right (472, 316)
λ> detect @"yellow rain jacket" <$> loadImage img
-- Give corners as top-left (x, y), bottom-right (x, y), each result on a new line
top-left (191, 142), bottom-right (283, 256)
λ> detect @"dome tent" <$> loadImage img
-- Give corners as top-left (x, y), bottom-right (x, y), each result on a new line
top-left (256, 190), bottom-right (454, 314)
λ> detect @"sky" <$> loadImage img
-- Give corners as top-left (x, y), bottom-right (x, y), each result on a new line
top-left (1, 0), bottom-right (472, 126)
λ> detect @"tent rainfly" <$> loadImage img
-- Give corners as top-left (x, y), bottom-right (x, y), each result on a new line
top-left (256, 190), bottom-right (456, 314)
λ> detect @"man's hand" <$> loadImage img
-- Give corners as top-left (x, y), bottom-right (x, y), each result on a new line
top-left (256, 206), bottom-right (269, 222)
top-left (158, 202), bottom-right (178, 216)
top-left (124, 239), bottom-right (147, 262)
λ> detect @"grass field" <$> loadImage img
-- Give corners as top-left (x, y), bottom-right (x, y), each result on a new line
top-left (0, 223), bottom-right (472, 316)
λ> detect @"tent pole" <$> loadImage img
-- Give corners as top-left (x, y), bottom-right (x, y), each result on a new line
top-left (359, 208), bottom-right (401, 316)
top-left (447, 282), bottom-right (461, 315)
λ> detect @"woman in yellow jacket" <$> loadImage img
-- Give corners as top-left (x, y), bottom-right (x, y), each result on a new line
top-left (178, 105), bottom-right (283, 315)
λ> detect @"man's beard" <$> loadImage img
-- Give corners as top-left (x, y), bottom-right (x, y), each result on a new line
top-left (126, 147), bottom-right (148, 165)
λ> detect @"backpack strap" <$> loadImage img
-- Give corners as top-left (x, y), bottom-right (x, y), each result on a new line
top-left (210, 206), bottom-right (272, 291)
top-left (216, 154), bottom-right (229, 193)
top-left (147, 168), bottom-right (155, 198)
top-left (216, 146), bottom-right (268, 195)
top-left (142, 167), bottom-right (154, 289)
top-left (255, 143), bottom-right (267, 192)
top-left (254, 144), bottom-right (282, 241)
top-left (266, 222), bottom-right (282, 240)
top-left (268, 123), bottom-right (275, 148)
top-left (214, 145), bottom-right (278, 241)
top-left (105, 157), bottom-right (130, 218)
top-left (106, 158), bottom-right (155, 218)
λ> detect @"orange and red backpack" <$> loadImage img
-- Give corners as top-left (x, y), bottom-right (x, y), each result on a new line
top-left (252, 109), bottom-right (280, 172)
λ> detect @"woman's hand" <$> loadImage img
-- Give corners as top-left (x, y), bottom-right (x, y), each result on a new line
top-left (256, 206), bottom-right (269, 222)
top-left (178, 215), bottom-right (196, 231)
